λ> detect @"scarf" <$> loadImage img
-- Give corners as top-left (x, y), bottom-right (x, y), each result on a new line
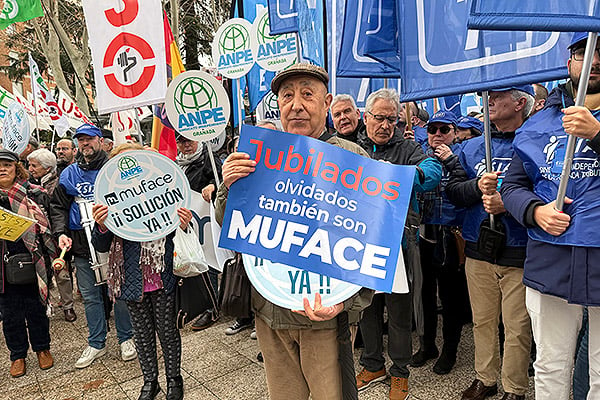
top-left (1, 180), bottom-right (58, 303)
top-left (175, 147), bottom-right (203, 170)
top-left (107, 237), bottom-right (166, 301)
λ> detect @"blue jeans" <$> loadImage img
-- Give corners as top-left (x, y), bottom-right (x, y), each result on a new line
top-left (573, 308), bottom-right (590, 400)
top-left (74, 256), bottom-right (133, 349)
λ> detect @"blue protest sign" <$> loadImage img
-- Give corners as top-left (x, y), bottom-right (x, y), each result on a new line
top-left (468, 1), bottom-right (600, 32)
top-left (243, 254), bottom-right (361, 309)
top-left (400, 0), bottom-right (572, 102)
top-left (94, 150), bottom-right (191, 242)
top-left (337, 0), bottom-right (402, 77)
top-left (3, 102), bottom-right (30, 155)
top-left (267, 0), bottom-right (298, 35)
top-left (219, 125), bottom-right (414, 293)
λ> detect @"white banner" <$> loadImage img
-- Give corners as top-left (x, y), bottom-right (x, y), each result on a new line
top-left (56, 88), bottom-right (92, 129)
top-left (82, 0), bottom-right (167, 115)
top-left (29, 53), bottom-right (70, 137)
top-left (12, 91), bottom-right (52, 131)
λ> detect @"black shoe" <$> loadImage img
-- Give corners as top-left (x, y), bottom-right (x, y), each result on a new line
top-left (225, 318), bottom-right (253, 335)
top-left (138, 380), bottom-right (160, 400)
top-left (191, 310), bottom-right (219, 331)
top-left (432, 348), bottom-right (457, 375)
top-left (166, 376), bottom-right (184, 400)
top-left (257, 352), bottom-right (263, 363)
top-left (410, 347), bottom-right (439, 367)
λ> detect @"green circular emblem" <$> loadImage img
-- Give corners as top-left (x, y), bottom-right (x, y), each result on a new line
top-left (173, 77), bottom-right (217, 114)
top-left (118, 156), bottom-right (138, 172)
top-left (219, 24), bottom-right (250, 53)
top-left (1, 0), bottom-right (17, 20)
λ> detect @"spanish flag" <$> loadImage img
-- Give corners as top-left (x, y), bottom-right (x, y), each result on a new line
top-left (151, 13), bottom-right (185, 160)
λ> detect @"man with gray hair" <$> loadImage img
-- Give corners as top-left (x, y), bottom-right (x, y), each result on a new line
top-left (355, 88), bottom-right (442, 400)
top-left (445, 85), bottom-right (535, 400)
top-left (28, 148), bottom-right (77, 322)
top-left (330, 94), bottom-right (364, 143)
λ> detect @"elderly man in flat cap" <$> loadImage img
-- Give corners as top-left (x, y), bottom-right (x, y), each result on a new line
top-left (214, 63), bottom-right (373, 400)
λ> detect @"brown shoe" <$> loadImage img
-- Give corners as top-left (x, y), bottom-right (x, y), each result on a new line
top-left (10, 359), bottom-right (26, 378)
top-left (64, 308), bottom-right (77, 322)
top-left (389, 376), bottom-right (409, 400)
top-left (356, 367), bottom-right (386, 391)
top-left (462, 379), bottom-right (498, 400)
top-left (37, 350), bottom-right (54, 370)
top-left (501, 393), bottom-right (525, 400)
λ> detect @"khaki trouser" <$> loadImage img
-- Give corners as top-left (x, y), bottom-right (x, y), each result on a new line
top-left (465, 258), bottom-right (532, 395)
top-left (256, 317), bottom-right (341, 400)
top-left (54, 266), bottom-right (74, 310)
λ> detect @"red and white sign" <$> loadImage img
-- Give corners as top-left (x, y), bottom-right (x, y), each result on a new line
top-left (56, 89), bottom-right (93, 128)
top-left (83, 0), bottom-right (166, 115)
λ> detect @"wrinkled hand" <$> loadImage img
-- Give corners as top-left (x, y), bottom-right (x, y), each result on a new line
top-left (223, 152), bottom-right (256, 188)
top-left (562, 106), bottom-right (600, 140)
top-left (92, 204), bottom-right (108, 230)
top-left (201, 184), bottom-right (216, 202)
top-left (177, 208), bottom-right (193, 231)
top-left (533, 198), bottom-right (572, 236)
top-left (292, 293), bottom-right (344, 322)
top-left (434, 144), bottom-right (452, 161)
top-left (58, 234), bottom-right (72, 251)
top-left (482, 192), bottom-right (506, 215)
top-left (478, 172), bottom-right (500, 195)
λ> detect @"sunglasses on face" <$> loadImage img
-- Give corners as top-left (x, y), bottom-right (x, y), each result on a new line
top-left (367, 111), bottom-right (398, 124)
top-left (427, 125), bottom-right (453, 135)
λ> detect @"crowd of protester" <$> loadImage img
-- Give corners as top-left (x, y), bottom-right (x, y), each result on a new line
top-left (0, 31), bottom-right (597, 400)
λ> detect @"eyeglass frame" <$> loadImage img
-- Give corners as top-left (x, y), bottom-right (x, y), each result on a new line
top-left (571, 46), bottom-right (600, 61)
top-left (367, 111), bottom-right (398, 125)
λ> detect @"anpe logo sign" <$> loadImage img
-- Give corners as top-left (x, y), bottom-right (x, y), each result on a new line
top-left (118, 156), bottom-right (143, 180)
top-left (212, 18), bottom-right (255, 79)
top-left (165, 70), bottom-right (231, 142)
top-left (252, 10), bottom-right (297, 72)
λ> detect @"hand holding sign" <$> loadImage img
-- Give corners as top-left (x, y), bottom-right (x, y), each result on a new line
top-left (92, 203), bottom-right (109, 230)
top-left (223, 152), bottom-right (256, 188)
top-left (177, 208), bottom-right (193, 231)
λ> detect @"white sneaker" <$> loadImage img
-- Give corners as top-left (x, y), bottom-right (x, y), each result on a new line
top-left (120, 339), bottom-right (137, 361)
top-left (250, 330), bottom-right (257, 340)
top-left (75, 346), bottom-right (106, 368)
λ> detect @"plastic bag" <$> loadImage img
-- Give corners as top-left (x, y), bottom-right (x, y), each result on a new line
top-left (173, 225), bottom-right (209, 277)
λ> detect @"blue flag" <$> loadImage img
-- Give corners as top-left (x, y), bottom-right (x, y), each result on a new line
top-left (337, 0), bottom-right (402, 77)
top-left (400, 0), bottom-right (571, 102)
top-left (267, 0), bottom-right (298, 34)
top-left (468, 1), bottom-right (600, 32)
top-left (219, 125), bottom-right (415, 293)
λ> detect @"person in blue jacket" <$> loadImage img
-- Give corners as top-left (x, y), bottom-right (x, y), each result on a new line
top-left (411, 111), bottom-right (469, 376)
top-left (500, 32), bottom-right (600, 400)
top-left (446, 85), bottom-right (535, 400)
top-left (355, 88), bottom-right (442, 400)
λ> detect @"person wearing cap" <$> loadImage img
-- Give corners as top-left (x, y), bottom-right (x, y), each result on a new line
top-left (411, 110), bottom-right (469, 376)
top-left (27, 148), bottom-right (77, 323)
top-left (50, 123), bottom-right (136, 369)
top-left (214, 63), bottom-right (374, 400)
top-left (500, 32), bottom-right (600, 400)
top-left (354, 88), bottom-right (441, 400)
top-left (173, 132), bottom-right (223, 333)
top-left (446, 85), bottom-right (535, 400)
top-left (455, 116), bottom-right (484, 143)
top-left (330, 94), bottom-right (364, 143)
top-left (100, 128), bottom-right (114, 154)
top-left (0, 149), bottom-right (58, 378)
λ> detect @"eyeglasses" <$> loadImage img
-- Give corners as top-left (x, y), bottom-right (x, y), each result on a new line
top-left (571, 47), bottom-right (600, 61)
top-left (427, 125), bottom-right (454, 135)
top-left (367, 111), bottom-right (398, 124)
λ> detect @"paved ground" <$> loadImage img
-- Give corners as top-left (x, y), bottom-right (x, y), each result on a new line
top-left (0, 287), bottom-right (539, 400)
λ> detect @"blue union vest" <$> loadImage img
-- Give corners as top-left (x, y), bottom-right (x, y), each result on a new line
top-left (458, 135), bottom-right (528, 247)
top-left (514, 106), bottom-right (600, 247)
top-left (59, 164), bottom-right (99, 231)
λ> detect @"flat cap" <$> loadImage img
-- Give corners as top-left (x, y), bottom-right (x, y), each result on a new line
top-left (270, 63), bottom-right (329, 94)
top-left (0, 149), bottom-right (20, 162)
